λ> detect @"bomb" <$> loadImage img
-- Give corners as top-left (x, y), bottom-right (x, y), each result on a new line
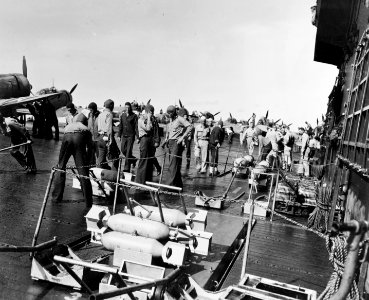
top-left (101, 231), bottom-right (186, 266)
top-left (132, 205), bottom-right (188, 227)
top-left (102, 213), bottom-right (170, 240)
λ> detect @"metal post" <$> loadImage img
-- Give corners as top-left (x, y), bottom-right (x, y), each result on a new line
top-left (159, 152), bottom-right (166, 185)
top-left (0, 237), bottom-right (57, 252)
top-left (154, 192), bottom-right (165, 223)
top-left (112, 157), bottom-right (122, 215)
top-left (59, 262), bottom-right (94, 294)
top-left (222, 169), bottom-right (238, 199)
top-left (266, 174), bottom-right (275, 209)
top-left (240, 197), bottom-right (255, 280)
top-left (123, 187), bottom-right (134, 215)
top-left (31, 168), bottom-right (56, 256)
top-left (179, 193), bottom-right (187, 215)
top-left (270, 168), bottom-right (280, 222)
top-left (0, 140), bottom-right (32, 152)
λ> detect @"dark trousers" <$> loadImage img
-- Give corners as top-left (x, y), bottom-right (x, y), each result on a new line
top-left (10, 131), bottom-right (36, 170)
top-left (44, 115), bottom-right (59, 140)
top-left (209, 145), bottom-right (219, 168)
top-left (121, 135), bottom-right (136, 172)
top-left (51, 132), bottom-right (92, 207)
top-left (135, 136), bottom-right (155, 185)
top-left (90, 141), bottom-right (99, 165)
top-left (165, 139), bottom-right (184, 188)
top-left (97, 137), bottom-right (119, 170)
top-left (97, 138), bottom-right (109, 169)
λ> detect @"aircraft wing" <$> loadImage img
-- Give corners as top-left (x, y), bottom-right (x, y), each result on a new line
top-left (0, 90), bottom-right (72, 112)
top-left (0, 92), bottom-right (60, 108)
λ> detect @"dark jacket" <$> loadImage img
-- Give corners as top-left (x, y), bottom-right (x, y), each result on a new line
top-left (118, 112), bottom-right (138, 138)
top-left (209, 126), bottom-right (224, 146)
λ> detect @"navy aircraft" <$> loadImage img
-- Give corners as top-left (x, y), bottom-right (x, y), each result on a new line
top-left (0, 57), bottom-right (76, 117)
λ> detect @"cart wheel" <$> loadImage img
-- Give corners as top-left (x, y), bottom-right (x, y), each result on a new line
top-left (154, 284), bottom-right (166, 300)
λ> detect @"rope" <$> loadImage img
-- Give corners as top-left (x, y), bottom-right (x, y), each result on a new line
top-left (317, 236), bottom-right (361, 300)
top-left (307, 183), bottom-right (332, 233)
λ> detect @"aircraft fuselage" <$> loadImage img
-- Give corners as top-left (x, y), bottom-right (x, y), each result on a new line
top-left (0, 73), bottom-right (31, 99)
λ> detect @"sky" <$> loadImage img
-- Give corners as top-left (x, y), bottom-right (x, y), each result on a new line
top-left (0, 0), bottom-right (337, 130)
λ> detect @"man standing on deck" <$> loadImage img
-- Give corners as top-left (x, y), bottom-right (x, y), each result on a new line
top-left (118, 102), bottom-right (138, 172)
top-left (43, 99), bottom-right (59, 141)
top-left (96, 99), bottom-right (119, 170)
top-left (209, 120), bottom-right (224, 176)
top-left (178, 107), bottom-right (193, 170)
top-left (163, 105), bottom-right (193, 188)
top-left (0, 113), bottom-right (37, 174)
top-left (299, 127), bottom-right (311, 177)
top-left (87, 102), bottom-right (100, 165)
top-left (244, 122), bottom-right (256, 156)
top-left (135, 103), bottom-right (160, 184)
top-left (240, 121), bottom-right (249, 155)
top-left (282, 125), bottom-right (295, 171)
top-left (194, 116), bottom-right (210, 173)
top-left (51, 114), bottom-right (93, 208)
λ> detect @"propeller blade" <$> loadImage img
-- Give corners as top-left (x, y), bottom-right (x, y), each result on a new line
top-left (213, 112), bottom-right (220, 116)
top-left (317, 118), bottom-right (319, 125)
top-left (287, 123), bottom-right (292, 127)
top-left (265, 110), bottom-right (269, 119)
top-left (147, 99), bottom-right (151, 105)
top-left (22, 56), bottom-right (27, 78)
top-left (229, 113), bottom-right (233, 119)
top-left (179, 99), bottom-right (183, 108)
top-left (322, 114), bottom-right (325, 122)
top-left (274, 118), bottom-right (281, 124)
top-left (69, 83), bottom-right (78, 94)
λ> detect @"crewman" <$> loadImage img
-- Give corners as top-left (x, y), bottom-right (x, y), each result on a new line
top-left (163, 105), bottom-right (193, 188)
top-left (0, 113), bottom-right (37, 174)
top-left (87, 102), bottom-right (100, 164)
top-left (193, 116), bottom-right (210, 173)
top-left (265, 124), bottom-right (283, 168)
top-left (240, 121), bottom-right (249, 155)
top-left (26, 102), bottom-right (44, 138)
top-left (225, 126), bottom-right (235, 144)
top-left (244, 122), bottom-right (256, 156)
top-left (118, 102), bottom-right (138, 172)
top-left (298, 127), bottom-right (310, 177)
top-left (51, 114), bottom-right (93, 208)
top-left (178, 108), bottom-right (193, 170)
top-left (209, 120), bottom-right (224, 176)
top-left (65, 103), bottom-right (79, 125)
top-left (96, 99), bottom-right (118, 170)
top-left (135, 104), bottom-right (159, 184)
top-left (282, 125), bottom-right (295, 171)
top-left (43, 99), bottom-right (59, 141)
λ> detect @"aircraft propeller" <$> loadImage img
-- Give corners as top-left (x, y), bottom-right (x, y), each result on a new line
top-left (69, 84), bottom-right (78, 94)
top-left (22, 56), bottom-right (27, 78)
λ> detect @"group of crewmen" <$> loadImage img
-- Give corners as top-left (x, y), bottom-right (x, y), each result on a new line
top-left (237, 117), bottom-right (321, 178)
top-left (0, 100), bottom-right (323, 208)
top-left (50, 100), bottom-right (200, 207)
